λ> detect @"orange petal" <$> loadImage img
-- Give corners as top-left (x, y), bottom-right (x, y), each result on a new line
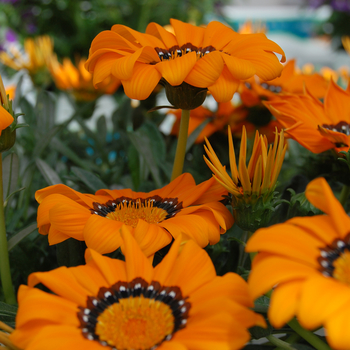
top-left (83, 215), bottom-right (123, 254)
top-left (202, 21), bottom-right (237, 50)
top-left (0, 106), bottom-right (13, 134)
top-left (85, 248), bottom-right (127, 285)
top-left (268, 280), bottom-right (304, 328)
top-left (222, 54), bottom-right (256, 80)
top-left (91, 52), bottom-right (122, 86)
top-left (170, 18), bottom-right (205, 48)
top-left (121, 62), bottom-right (161, 100)
top-left (120, 225), bottom-right (154, 282)
top-left (155, 51), bottom-right (197, 86)
top-left (185, 51), bottom-right (224, 88)
top-left (208, 66), bottom-right (240, 102)
top-left (146, 22), bottom-right (178, 48)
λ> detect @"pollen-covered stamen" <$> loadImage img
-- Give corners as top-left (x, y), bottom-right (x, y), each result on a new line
top-left (260, 82), bottom-right (282, 93)
top-left (155, 43), bottom-right (216, 61)
top-left (90, 195), bottom-right (183, 228)
top-left (322, 121), bottom-right (350, 136)
top-left (77, 277), bottom-right (191, 350)
top-left (318, 233), bottom-right (350, 285)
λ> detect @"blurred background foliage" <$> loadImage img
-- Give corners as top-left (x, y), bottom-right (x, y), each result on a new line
top-left (0, 0), bottom-right (228, 58)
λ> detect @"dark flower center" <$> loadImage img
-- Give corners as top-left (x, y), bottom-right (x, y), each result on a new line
top-left (318, 234), bottom-right (350, 284)
top-left (322, 121), bottom-right (350, 136)
top-left (77, 277), bottom-right (190, 349)
top-left (155, 43), bottom-right (216, 61)
top-left (260, 82), bottom-right (282, 93)
top-left (90, 195), bottom-right (183, 228)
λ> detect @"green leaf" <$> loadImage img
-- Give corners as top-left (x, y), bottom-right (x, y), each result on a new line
top-left (35, 90), bottom-right (56, 135)
top-left (128, 127), bottom-right (162, 188)
top-left (35, 158), bottom-right (62, 186)
top-left (2, 153), bottom-right (19, 201)
top-left (8, 223), bottom-right (37, 251)
top-left (96, 115), bottom-right (107, 148)
top-left (186, 117), bottom-right (211, 152)
top-left (0, 301), bottom-right (18, 326)
top-left (71, 166), bottom-right (107, 192)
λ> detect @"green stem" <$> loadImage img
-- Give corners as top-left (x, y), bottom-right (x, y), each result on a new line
top-left (339, 184), bottom-right (350, 207)
top-left (288, 319), bottom-right (331, 350)
top-left (171, 109), bottom-right (190, 181)
top-left (0, 155), bottom-right (16, 304)
top-left (266, 335), bottom-right (298, 350)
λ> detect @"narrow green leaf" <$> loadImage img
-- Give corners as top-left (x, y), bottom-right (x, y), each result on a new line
top-left (71, 166), bottom-right (107, 192)
top-left (128, 130), bottom-right (162, 188)
top-left (35, 158), bottom-right (62, 186)
top-left (186, 118), bottom-right (211, 152)
top-left (8, 223), bottom-right (37, 251)
top-left (2, 153), bottom-right (19, 201)
top-left (0, 301), bottom-right (18, 326)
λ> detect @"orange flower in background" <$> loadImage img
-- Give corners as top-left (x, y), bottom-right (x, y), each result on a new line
top-left (35, 173), bottom-right (234, 257)
top-left (265, 79), bottom-right (350, 154)
top-left (240, 59), bottom-right (329, 106)
top-left (10, 231), bottom-right (265, 350)
top-left (0, 36), bottom-right (55, 86)
top-left (85, 18), bottom-right (286, 102)
top-left (170, 100), bottom-right (236, 143)
top-left (49, 57), bottom-right (120, 101)
top-left (246, 177), bottom-right (350, 350)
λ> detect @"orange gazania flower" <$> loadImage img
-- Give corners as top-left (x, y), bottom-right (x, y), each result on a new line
top-left (36, 173), bottom-right (234, 256)
top-left (265, 79), bottom-right (350, 154)
top-left (240, 59), bottom-right (329, 106)
top-left (49, 57), bottom-right (120, 101)
top-left (85, 19), bottom-right (286, 102)
top-left (10, 230), bottom-right (265, 350)
top-left (246, 177), bottom-right (350, 350)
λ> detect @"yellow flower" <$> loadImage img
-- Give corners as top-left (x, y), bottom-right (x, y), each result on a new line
top-left (10, 230), bottom-right (265, 350)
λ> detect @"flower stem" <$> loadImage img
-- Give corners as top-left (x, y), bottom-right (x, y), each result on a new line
top-left (339, 184), bottom-right (350, 207)
top-left (171, 109), bottom-right (190, 181)
top-left (288, 319), bottom-right (331, 350)
top-left (266, 335), bottom-right (298, 350)
top-left (0, 155), bottom-right (16, 304)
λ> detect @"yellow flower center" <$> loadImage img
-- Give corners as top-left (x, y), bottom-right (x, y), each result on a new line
top-left (333, 250), bottom-right (350, 285)
top-left (95, 296), bottom-right (174, 349)
top-left (106, 200), bottom-right (168, 228)
top-left (91, 196), bottom-right (182, 228)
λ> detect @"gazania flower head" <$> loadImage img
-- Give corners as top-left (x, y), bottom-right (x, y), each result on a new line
top-left (10, 230), bottom-right (265, 350)
top-left (246, 177), bottom-right (350, 350)
top-left (0, 35), bottom-right (55, 87)
top-left (35, 173), bottom-right (234, 257)
top-left (265, 79), bottom-right (350, 154)
top-left (204, 125), bottom-right (287, 231)
top-left (85, 19), bottom-right (285, 108)
top-left (49, 57), bottom-right (120, 101)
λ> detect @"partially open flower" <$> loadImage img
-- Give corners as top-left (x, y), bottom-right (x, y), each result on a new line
top-left (10, 230), bottom-right (265, 350)
top-left (36, 173), bottom-right (233, 257)
top-left (204, 125), bottom-right (286, 231)
top-left (246, 177), bottom-right (350, 350)
top-left (49, 57), bottom-right (120, 101)
top-left (85, 19), bottom-right (285, 106)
